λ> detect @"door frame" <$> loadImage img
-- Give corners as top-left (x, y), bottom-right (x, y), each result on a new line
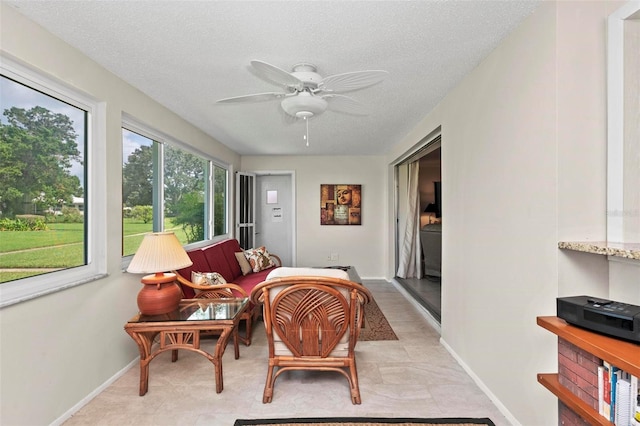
top-left (252, 170), bottom-right (297, 266)
top-left (235, 171), bottom-right (256, 249)
top-left (392, 128), bottom-right (441, 275)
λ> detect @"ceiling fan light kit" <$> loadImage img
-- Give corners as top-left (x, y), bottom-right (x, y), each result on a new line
top-left (280, 92), bottom-right (328, 118)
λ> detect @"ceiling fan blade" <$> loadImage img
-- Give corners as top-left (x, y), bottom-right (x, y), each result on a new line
top-left (250, 60), bottom-right (304, 90)
top-left (319, 70), bottom-right (389, 93)
top-left (323, 94), bottom-right (370, 116)
top-left (216, 92), bottom-right (286, 103)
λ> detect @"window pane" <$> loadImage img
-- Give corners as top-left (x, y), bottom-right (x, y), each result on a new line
top-left (0, 75), bottom-right (87, 283)
top-left (213, 165), bottom-right (227, 236)
top-left (122, 129), bottom-right (155, 256)
top-left (164, 145), bottom-right (207, 244)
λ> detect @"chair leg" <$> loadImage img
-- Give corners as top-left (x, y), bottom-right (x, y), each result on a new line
top-left (348, 360), bottom-right (362, 404)
top-left (263, 364), bottom-right (275, 403)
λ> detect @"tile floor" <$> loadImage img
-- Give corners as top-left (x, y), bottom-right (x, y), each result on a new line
top-left (63, 280), bottom-right (510, 426)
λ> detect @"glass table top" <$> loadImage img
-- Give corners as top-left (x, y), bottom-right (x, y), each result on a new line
top-left (130, 298), bottom-right (248, 323)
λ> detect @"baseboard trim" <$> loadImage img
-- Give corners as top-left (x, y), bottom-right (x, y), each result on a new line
top-left (439, 338), bottom-right (520, 426)
top-left (50, 358), bottom-right (138, 426)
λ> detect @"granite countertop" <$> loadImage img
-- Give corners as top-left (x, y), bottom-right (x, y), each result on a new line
top-left (558, 241), bottom-right (640, 260)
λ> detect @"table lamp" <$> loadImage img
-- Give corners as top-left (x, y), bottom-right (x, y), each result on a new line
top-left (127, 232), bottom-right (193, 315)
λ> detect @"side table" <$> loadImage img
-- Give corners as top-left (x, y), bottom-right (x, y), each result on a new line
top-left (124, 297), bottom-right (248, 395)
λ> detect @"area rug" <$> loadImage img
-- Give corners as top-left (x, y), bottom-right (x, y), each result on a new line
top-left (359, 296), bottom-right (398, 341)
top-left (234, 417), bottom-right (495, 426)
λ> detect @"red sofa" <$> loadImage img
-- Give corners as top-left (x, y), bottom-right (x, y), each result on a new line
top-left (175, 238), bottom-right (281, 345)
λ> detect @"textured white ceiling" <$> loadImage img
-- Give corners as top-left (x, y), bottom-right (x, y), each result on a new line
top-left (5, 0), bottom-right (541, 156)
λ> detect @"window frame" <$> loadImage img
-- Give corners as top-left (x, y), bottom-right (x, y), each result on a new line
top-left (0, 55), bottom-right (107, 308)
top-left (121, 114), bottom-right (231, 267)
top-left (211, 163), bottom-right (229, 237)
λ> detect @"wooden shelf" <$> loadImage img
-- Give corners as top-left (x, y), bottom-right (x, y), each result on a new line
top-left (537, 316), bottom-right (640, 425)
top-left (537, 316), bottom-right (640, 377)
top-left (537, 373), bottom-right (614, 426)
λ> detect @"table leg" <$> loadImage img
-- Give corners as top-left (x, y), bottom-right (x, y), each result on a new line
top-left (139, 358), bottom-right (150, 396)
top-left (233, 327), bottom-right (240, 360)
top-left (213, 328), bottom-right (234, 393)
top-left (126, 330), bottom-right (154, 396)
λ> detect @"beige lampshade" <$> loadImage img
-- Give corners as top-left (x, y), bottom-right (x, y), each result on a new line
top-left (127, 232), bottom-right (193, 274)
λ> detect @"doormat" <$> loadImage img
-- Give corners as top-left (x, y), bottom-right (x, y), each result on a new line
top-left (234, 417), bottom-right (496, 426)
top-left (360, 296), bottom-right (398, 341)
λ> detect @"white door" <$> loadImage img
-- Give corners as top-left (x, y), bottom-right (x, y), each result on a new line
top-left (255, 173), bottom-right (294, 266)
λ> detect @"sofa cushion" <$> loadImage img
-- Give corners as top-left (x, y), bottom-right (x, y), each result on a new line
top-left (233, 267), bottom-right (278, 295)
top-left (266, 267), bottom-right (349, 280)
top-left (218, 239), bottom-right (243, 279)
top-left (235, 252), bottom-right (252, 275)
top-left (176, 249), bottom-right (211, 298)
top-left (191, 271), bottom-right (227, 286)
top-left (244, 246), bottom-right (276, 272)
top-left (202, 243), bottom-right (235, 282)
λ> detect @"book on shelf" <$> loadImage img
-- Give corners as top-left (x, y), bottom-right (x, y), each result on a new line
top-left (604, 362), bottom-right (613, 419)
top-left (602, 361), bottom-right (621, 422)
top-left (632, 373), bottom-right (640, 426)
top-left (611, 363), bottom-right (620, 423)
top-left (599, 365), bottom-right (605, 416)
top-left (615, 372), bottom-right (630, 426)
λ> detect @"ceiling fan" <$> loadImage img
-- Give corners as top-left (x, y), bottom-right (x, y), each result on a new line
top-left (216, 60), bottom-right (388, 145)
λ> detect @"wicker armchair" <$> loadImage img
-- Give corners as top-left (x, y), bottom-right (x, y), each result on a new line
top-left (250, 269), bottom-right (371, 404)
top-left (173, 274), bottom-right (257, 346)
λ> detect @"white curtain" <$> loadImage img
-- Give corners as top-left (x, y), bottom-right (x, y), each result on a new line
top-left (397, 161), bottom-right (422, 278)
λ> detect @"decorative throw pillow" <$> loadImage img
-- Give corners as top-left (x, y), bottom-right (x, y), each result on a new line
top-left (243, 246), bottom-right (275, 273)
top-left (191, 271), bottom-right (226, 286)
top-left (235, 252), bottom-right (253, 276)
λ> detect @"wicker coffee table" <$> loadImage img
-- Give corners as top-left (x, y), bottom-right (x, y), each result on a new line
top-left (124, 297), bottom-right (248, 395)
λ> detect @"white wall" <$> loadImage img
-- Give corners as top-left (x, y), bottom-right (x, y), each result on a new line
top-left (440, 4), bottom-right (559, 424)
top-left (241, 156), bottom-right (388, 279)
top-left (0, 4), bottom-right (240, 425)
top-left (387, 1), bottom-right (635, 425)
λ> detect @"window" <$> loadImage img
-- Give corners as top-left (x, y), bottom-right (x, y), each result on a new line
top-left (213, 165), bottom-right (227, 236)
top-left (122, 129), bottom-right (156, 256)
top-left (0, 56), bottom-right (106, 307)
top-left (121, 116), bottom-right (229, 258)
top-left (164, 144), bottom-right (207, 244)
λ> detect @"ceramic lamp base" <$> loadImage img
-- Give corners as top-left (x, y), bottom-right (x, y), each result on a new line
top-left (137, 272), bottom-right (182, 315)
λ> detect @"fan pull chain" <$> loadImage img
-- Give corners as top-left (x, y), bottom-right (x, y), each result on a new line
top-left (304, 115), bottom-right (309, 147)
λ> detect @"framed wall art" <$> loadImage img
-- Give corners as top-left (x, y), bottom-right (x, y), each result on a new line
top-left (320, 184), bottom-right (361, 225)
